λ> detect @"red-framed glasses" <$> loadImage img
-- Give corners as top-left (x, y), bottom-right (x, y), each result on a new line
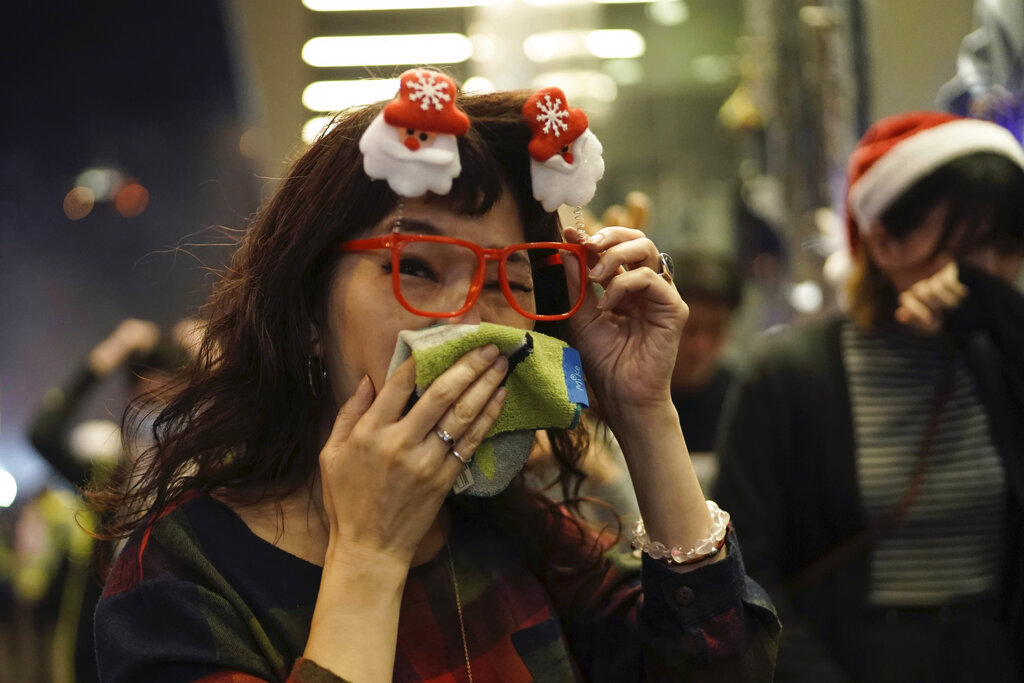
top-left (336, 233), bottom-right (587, 320)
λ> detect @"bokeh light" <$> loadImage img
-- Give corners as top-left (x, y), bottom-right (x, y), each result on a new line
top-left (647, 0), bottom-right (690, 26)
top-left (239, 127), bottom-right (267, 160)
top-left (790, 280), bottom-right (824, 313)
top-left (64, 186), bottom-right (96, 220)
top-left (75, 167), bottom-right (124, 201)
top-left (302, 116), bottom-right (337, 144)
top-left (0, 469), bottom-right (16, 507)
top-left (114, 182), bottom-right (150, 218)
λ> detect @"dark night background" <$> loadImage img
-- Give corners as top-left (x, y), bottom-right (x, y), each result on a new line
top-left (1, 2), bottom-right (259, 494)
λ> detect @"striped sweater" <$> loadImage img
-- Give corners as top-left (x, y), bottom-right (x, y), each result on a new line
top-left (842, 321), bottom-right (1006, 606)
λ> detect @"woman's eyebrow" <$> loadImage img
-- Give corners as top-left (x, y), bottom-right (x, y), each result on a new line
top-left (395, 218), bottom-right (524, 251)
top-left (393, 218), bottom-right (443, 236)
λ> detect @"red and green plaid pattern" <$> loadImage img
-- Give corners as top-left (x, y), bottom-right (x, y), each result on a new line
top-left (97, 496), bottom-right (778, 681)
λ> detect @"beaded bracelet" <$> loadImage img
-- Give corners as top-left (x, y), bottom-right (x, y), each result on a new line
top-left (631, 500), bottom-right (731, 566)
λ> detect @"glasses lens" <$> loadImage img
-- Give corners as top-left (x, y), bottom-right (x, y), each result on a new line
top-left (507, 246), bottom-right (583, 318)
top-left (394, 239), bottom-right (478, 315)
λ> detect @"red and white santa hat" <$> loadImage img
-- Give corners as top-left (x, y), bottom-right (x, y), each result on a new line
top-left (522, 87), bottom-right (604, 211)
top-left (383, 68), bottom-right (470, 136)
top-left (845, 111), bottom-right (1024, 255)
top-left (523, 87), bottom-right (590, 163)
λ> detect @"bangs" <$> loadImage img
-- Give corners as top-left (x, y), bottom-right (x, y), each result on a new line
top-left (942, 153), bottom-right (1024, 255)
top-left (422, 91), bottom-right (560, 244)
top-left (882, 152), bottom-right (1024, 258)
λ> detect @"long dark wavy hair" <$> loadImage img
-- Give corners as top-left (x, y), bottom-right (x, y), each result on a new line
top-left (90, 89), bottom-right (607, 578)
top-left (846, 151), bottom-right (1024, 327)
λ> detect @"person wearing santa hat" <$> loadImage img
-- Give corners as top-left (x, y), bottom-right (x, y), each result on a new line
top-left (714, 111), bottom-right (1024, 682)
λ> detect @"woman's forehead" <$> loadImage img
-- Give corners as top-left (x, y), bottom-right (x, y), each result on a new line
top-left (367, 195), bottom-right (528, 246)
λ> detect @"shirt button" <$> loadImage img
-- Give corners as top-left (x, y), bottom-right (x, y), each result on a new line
top-left (674, 585), bottom-right (695, 607)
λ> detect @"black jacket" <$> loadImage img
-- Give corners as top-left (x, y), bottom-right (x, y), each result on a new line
top-left (713, 264), bottom-right (1024, 681)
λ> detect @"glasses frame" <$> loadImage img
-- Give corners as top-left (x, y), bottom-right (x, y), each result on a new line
top-left (336, 233), bottom-right (588, 320)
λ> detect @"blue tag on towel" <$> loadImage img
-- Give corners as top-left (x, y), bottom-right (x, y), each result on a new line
top-left (562, 347), bottom-right (588, 407)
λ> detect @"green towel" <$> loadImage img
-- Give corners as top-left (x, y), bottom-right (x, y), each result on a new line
top-left (386, 322), bottom-right (588, 496)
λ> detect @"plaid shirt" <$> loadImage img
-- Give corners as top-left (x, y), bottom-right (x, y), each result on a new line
top-left (96, 495), bottom-right (778, 681)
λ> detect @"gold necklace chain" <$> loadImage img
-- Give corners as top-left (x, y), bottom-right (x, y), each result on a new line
top-left (444, 534), bottom-right (474, 683)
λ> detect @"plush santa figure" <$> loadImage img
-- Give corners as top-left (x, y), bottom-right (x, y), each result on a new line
top-left (360, 69), bottom-right (471, 197)
top-left (523, 87), bottom-right (605, 212)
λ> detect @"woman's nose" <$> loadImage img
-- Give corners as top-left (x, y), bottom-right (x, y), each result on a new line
top-left (448, 303), bottom-right (483, 326)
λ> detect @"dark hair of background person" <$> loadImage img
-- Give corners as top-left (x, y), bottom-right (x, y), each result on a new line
top-left (670, 249), bottom-right (744, 311)
top-left (88, 91), bottom-right (604, 579)
top-left (846, 152), bottom-right (1024, 327)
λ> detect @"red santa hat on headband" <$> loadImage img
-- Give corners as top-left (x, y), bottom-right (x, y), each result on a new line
top-left (845, 111), bottom-right (1024, 255)
top-left (360, 69), bottom-right (469, 197)
top-left (523, 87), bottom-right (605, 211)
top-left (383, 69), bottom-right (469, 136)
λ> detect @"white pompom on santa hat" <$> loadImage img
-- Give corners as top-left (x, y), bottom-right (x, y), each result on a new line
top-left (845, 111), bottom-right (1024, 255)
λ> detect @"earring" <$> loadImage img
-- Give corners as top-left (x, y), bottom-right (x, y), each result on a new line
top-left (307, 356), bottom-right (328, 397)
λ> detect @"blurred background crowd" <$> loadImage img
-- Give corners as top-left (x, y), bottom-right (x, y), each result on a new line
top-left (1, 1), bottom-right (1020, 680)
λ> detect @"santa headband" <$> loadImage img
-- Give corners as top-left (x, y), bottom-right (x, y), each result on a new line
top-left (846, 111), bottom-right (1024, 254)
top-left (522, 87), bottom-right (605, 212)
top-left (359, 69), bottom-right (604, 211)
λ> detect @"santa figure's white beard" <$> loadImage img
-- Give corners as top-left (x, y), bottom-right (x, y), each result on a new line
top-left (359, 113), bottom-right (462, 197)
top-left (530, 129), bottom-right (605, 212)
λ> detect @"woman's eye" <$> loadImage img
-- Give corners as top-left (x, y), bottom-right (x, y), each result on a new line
top-left (396, 257), bottom-right (438, 281)
top-left (504, 280), bottom-right (534, 293)
top-left (382, 258), bottom-right (437, 281)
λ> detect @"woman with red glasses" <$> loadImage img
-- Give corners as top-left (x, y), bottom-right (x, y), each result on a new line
top-left (89, 82), bottom-right (779, 682)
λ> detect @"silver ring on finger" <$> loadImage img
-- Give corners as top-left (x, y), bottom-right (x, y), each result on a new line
top-left (657, 252), bottom-right (675, 285)
top-left (435, 428), bottom-right (456, 447)
top-left (450, 448), bottom-right (472, 466)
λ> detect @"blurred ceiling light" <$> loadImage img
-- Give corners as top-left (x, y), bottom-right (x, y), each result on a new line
top-left (530, 70), bottom-right (618, 103)
top-left (303, 0), bottom-right (489, 10)
top-left (524, 29), bottom-right (644, 63)
top-left (468, 32), bottom-right (496, 62)
top-left (586, 30), bottom-right (645, 59)
top-left (303, 78), bottom-right (401, 112)
top-left (602, 58), bottom-right (644, 85)
top-left (461, 76), bottom-right (496, 93)
top-left (646, 0), bottom-right (689, 25)
top-left (523, 31), bottom-right (588, 63)
top-left (0, 469), bottom-right (15, 508)
top-left (526, 0), bottom-right (655, 5)
top-left (303, 116), bottom-right (337, 143)
top-left (64, 187), bottom-right (95, 221)
top-left (302, 34), bottom-right (473, 67)
top-left (690, 54), bottom-right (736, 84)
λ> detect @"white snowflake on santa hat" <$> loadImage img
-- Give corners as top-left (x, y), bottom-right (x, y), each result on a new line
top-left (523, 87), bottom-right (605, 212)
top-left (534, 93), bottom-right (571, 137)
top-left (359, 68), bottom-right (470, 197)
top-left (406, 71), bottom-right (453, 112)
